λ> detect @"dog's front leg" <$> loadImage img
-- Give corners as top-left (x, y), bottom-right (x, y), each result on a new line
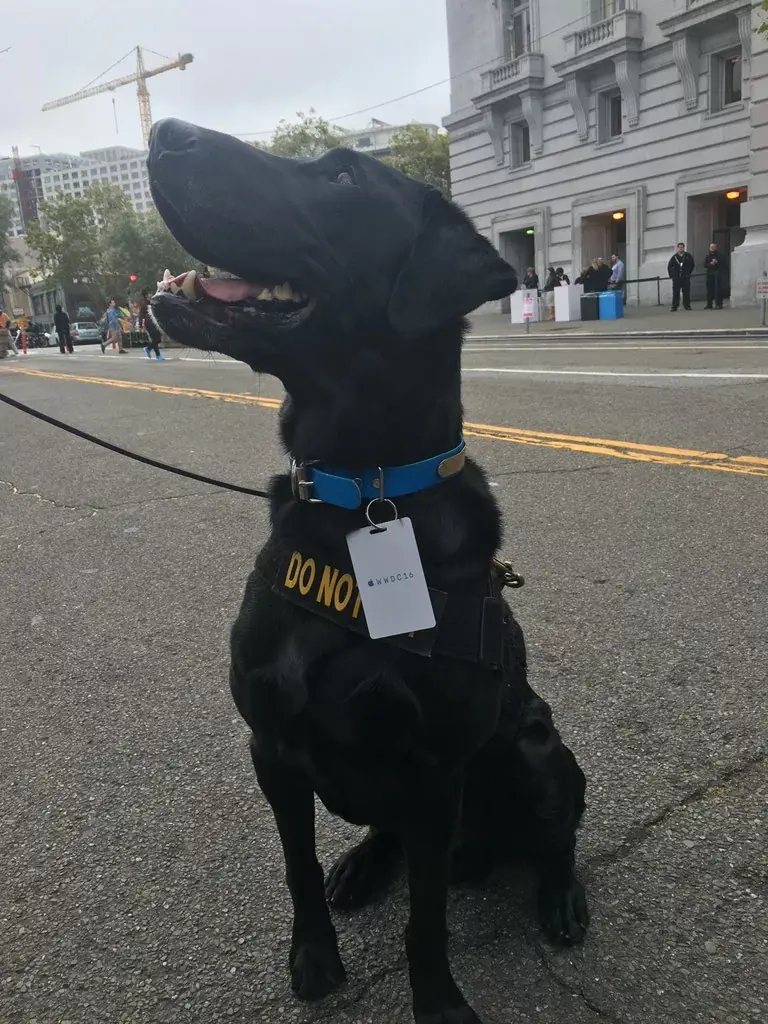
top-left (402, 779), bottom-right (483, 1024)
top-left (249, 739), bottom-right (346, 1001)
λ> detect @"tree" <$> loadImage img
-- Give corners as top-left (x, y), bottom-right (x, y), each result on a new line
top-left (107, 208), bottom-right (206, 293)
top-left (0, 193), bottom-right (20, 291)
top-left (257, 109), bottom-right (348, 159)
top-left (383, 124), bottom-right (451, 196)
top-left (26, 182), bottom-right (202, 308)
top-left (257, 112), bottom-right (452, 194)
top-left (26, 183), bottom-right (133, 306)
top-left (760, 0), bottom-right (767, 35)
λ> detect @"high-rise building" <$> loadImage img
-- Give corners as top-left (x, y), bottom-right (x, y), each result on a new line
top-left (443, 0), bottom-right (766, 308)
top-left (342, 119), bottom-right (440, 157)
top-left (0, 145), bottom-right (153, 237)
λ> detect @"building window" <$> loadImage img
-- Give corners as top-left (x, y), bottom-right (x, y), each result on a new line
top-left (724, 53), bottom-right (742, 105)
top-left (509, 121), bottom-right (531, 168)
top-left (591, 0), bottom-right (626, 21)
top-left (598, 91), bottom-right (623, 142)
top-left (503, 0), bottom-right (532, 59)
top-left (710, 49), bottom-right (743, 113)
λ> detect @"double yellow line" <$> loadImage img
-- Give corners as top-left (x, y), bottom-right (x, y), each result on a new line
top-left (4, 366), bottom-right (768, 479)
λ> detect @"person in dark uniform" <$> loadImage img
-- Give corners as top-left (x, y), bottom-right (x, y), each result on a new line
top-left (53, 304), bottom-right (73, 353)
top-left (139, 288), bottom-right (165, 361)
top-left (668, 242), bottom-right (695, 312)
top-left (704, 243), bottom-right (724, 309)
top-left (522, 266), bottom-right (540, 291)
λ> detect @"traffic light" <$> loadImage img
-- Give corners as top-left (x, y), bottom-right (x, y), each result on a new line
top-left (129, 274), bottom-right (138, 283)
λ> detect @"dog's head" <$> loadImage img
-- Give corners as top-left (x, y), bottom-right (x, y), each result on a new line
top-left (148, 119), bottom-right (516, 381)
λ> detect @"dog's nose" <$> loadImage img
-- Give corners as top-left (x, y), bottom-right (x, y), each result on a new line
top-left (150, 118), bottom-right (199, 157)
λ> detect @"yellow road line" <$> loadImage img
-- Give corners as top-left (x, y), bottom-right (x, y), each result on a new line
top-left (3, 366), bottom-right (767, 478)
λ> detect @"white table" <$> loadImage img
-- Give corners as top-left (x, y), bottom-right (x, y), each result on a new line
top-left (554, 284), bottom-right (584, 322)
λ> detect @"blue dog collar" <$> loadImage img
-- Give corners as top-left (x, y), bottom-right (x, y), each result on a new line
top-left (290, 437), bottom-right (466, 510)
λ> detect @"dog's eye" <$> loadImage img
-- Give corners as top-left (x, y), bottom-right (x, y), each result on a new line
top-left (334, 168), bottom-right (355, 186)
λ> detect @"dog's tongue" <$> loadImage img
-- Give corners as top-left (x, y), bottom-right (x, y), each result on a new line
top-left (157, 269), bottom-right (267, 302)
top-left (197, 277), bottom-right (266, 302)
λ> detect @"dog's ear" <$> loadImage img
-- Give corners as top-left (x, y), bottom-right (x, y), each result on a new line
top-left (388, 189), bottom-right (517, 339)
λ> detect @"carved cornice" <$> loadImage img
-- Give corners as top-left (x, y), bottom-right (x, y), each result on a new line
top-left (737, 8), bottom-right (752, 63)
top-left (614, 53), bottom-right (640, 128)
top-left (671, 34), bottom-right (700, 112)
top-left (521, 92), bottom-right (544, 154)
top-left (564, 74), bottom-right (589, 142)
top-left (482, 108), bottom-right (505, 166)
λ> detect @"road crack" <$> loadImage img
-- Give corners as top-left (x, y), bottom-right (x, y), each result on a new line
top-left (1, 479), bottom-right (225, 516)
top-left (590, 744), bottom-right (768, 869)
top-left (528, 929), bottom-right (624, 1022)
top-left (0, 477), bottom-right (95, 512)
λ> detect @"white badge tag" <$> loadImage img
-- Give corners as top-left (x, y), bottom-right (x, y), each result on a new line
top-left (346, 517), bottom-right (436, 640)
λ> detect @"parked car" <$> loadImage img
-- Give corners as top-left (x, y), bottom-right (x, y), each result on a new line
top-left (70, 321), bottom-right (103, 345)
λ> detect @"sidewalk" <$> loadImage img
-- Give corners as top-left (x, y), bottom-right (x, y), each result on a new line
top-left (468, 302), bottom-right (768, 340)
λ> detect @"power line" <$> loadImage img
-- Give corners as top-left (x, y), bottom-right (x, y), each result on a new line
top-left (233, 10), bottom-right (593, 139)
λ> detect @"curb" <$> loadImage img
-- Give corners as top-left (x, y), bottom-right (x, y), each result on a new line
top-left (466, 329), bottom-right (767, 342)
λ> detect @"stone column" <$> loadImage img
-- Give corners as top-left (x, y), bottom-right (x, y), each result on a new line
top-left (731, 5), bottom-right (768, 306)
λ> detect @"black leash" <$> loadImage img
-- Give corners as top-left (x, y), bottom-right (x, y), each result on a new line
top-left (0, 389), bottom-right (271, 500)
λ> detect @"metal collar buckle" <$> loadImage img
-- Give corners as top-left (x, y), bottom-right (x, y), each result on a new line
top-left (290, 459), bottom-right (322, 502)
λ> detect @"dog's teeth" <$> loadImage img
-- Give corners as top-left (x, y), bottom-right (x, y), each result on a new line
top-left (180, 269), bottom-right (197, 299)
top-left (273, 282), bottom-right (295, 301)
top-left (257, 289), bottom-right (273, 301)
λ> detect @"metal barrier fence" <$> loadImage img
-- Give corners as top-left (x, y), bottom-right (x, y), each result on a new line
top-left (622, 272), bottom-right (722, 306)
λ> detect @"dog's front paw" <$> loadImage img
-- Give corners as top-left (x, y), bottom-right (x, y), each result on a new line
top-left (415, 1006), bottom-right (484, 1024)
top-left (538, 876), bottom-right (589, 946)
top-left (325, 832), bottom-right (401, 910)
top-left (289, 941), bottom-right (346, 1001)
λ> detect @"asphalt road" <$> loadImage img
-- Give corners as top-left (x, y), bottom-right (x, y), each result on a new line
top-left (1, 338), bottom-right (766, 1024)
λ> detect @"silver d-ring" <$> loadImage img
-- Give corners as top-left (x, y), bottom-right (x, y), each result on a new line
top-left (365, 498), bottom-right (398, 532)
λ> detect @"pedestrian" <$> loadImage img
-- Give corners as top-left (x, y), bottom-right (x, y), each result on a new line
top-left (704, 243), bottom-right (724, 310)
top-left (556, 266), bottom-right (570, 286)
top-left (667, 242), bottom-right (695, 312)
top-left (53, 304), bottom-right (74, 353)
top-left (101, 298), bottom-right (125, 353)
top-left (4, 320), bottom-right (19, 357)
top-left (608, 253), bottom-right (624, 291)
top-left (542, 266), bottom-right (558, 320)
top-left (139, 288), bottom-right (165, 361)
top-left (8, 322), bottom-right (22, 356)
top-left (594, 257), bottom-right (613, 292)
top-left (522, 266), bottom-right (540, 292)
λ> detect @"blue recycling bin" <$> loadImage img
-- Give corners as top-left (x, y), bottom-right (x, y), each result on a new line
top-left (598, 290), bottom-right (624, 320)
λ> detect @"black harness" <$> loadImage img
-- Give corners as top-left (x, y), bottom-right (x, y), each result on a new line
top-left (256, 537), bottom-right (524, 672)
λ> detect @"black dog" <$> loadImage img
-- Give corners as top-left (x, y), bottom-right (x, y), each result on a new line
top-left (148, 119), bottom-right (588, 1024)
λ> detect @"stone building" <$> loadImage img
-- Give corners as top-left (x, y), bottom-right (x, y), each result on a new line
top-left (443, 0), bottom-right (767, 307)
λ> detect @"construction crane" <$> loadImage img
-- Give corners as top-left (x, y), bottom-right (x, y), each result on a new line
top-left (42, 46), bottom-right (194, 148)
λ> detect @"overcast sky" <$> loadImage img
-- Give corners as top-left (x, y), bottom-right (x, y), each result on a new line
top-left (2, 0), bottom-right (451, 159)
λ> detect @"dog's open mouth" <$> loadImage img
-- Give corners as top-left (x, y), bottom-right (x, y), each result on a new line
top-left (155, 269), bottom-right (313, 327)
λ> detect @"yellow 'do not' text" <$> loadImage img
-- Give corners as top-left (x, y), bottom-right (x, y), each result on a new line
top-left (283, 550), bottom-right (363, 620)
